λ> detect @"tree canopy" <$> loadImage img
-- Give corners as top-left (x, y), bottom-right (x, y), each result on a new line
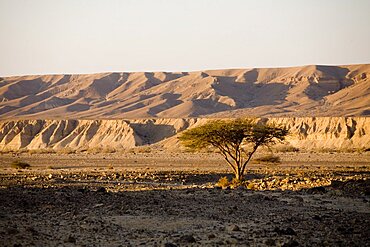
top-left (179, 119), bottom-right (288, 181)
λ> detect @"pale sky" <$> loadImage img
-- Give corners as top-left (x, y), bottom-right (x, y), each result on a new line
top-left (1, 0), bottom-right (370, 76)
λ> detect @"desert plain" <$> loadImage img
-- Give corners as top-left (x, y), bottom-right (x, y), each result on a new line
top-left (0, 64), bottom-right (370, 246)
top-left (0, 151), bottom-right (369, 247)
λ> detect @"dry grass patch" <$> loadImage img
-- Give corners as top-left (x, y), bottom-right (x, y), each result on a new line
top-left (56, 148), bottom-right (76, 155)
top-left (254, 154), bottom-right (281, 164)
top-left (273, 144), bottom-right (300, 153)
top-left (86, 147), bottom-right (117, 154)
top-left (28, 149), bottom-right (56, 155)
top-left (11, 160), bottom-right (31, 169)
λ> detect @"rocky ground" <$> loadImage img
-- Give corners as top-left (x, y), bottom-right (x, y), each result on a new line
top-left (0, 152), bottom-right (369, 246)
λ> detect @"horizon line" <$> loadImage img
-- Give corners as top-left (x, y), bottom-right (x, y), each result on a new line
top-left (1, 62), bottom-right (370, 78)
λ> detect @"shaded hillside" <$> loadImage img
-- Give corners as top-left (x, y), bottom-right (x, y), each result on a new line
top-left (0, 64), bottom-right (369, 119)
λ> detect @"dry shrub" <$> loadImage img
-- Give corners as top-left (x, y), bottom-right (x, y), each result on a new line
top-left (247, 182), bottom-right (255, 190)
top-left (230, 177), bottom-right (245, 188)
top-left (216, 176), bottom-right (246, 188)
top-left (17, 148), bottom-right (29, 154)
top-left (28, 149), bottom-right (56, 155)
top-left (314, 147), bottom-right (364, 153)
top-left (86, 147), bottom-right (101, 154)
top-left (216, 176), bottom-right (230, 188)
top-left (254, 154), bottom-right (281, 164)
top-left (0, 149), bottom-right (12, 154)
top-left (133, 146), bottom-right (152, 153)
top-left (86, 147), bottom-right (116, 154)
top-left (11, 160), bottom-right (31, 169)
top-left (102, 147), bottom-right (117, 154)
top-left (273, 144), bottom-right (300, 153)
top-left (56, 148), bottom-right (76, 155)
top-left (181, 148), bottom-right (196, 153)
top-left (0, 148), bottom-right (26, 154)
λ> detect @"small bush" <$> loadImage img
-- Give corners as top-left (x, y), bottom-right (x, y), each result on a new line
top-left (11, 160), bottom-right (31, 169)
top-left (102, 147), bottom-right (116, 154)
top-left (230, 178), bottom-right (245, 188)
top-left (254, 155), bottom-right (281, 164)
top-left (216, 176), bottom-right (230, 188)
top-left (133, 146), bottom-right (152, 153)
top-left (273, 144), bottom-right (300, 153)
top-left (28, 149), bottom-right (56, 155)
top-left (216, 176), bottom-right (246, 188)
top-left (56, 148), bottom-right (76, 155)
top-left (86, 147), bottom-right (117, 154)
top-left (314, 147), bottom-right (364, 153)
top-left (247, 182), bottom-right (255, 190)
top-left (17, 148), bottom-right (29, 154)
top-left (47, 165), bottom-right (58, 169)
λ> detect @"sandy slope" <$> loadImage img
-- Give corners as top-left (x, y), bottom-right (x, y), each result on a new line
top-left (0, 64), bottom-right (369, 119)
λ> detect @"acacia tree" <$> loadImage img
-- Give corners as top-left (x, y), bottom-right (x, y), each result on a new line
top-left (179, 119), bottom-right (288, 182)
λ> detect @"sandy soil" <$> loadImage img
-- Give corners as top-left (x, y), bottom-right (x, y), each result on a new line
top-left (0, 152), bottom-right (369, 246)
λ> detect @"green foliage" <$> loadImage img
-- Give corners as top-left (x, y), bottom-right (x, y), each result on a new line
top-left (11, 160), bottom-right (31, 169)
top-left (179, 118), bottom-right (288, 181)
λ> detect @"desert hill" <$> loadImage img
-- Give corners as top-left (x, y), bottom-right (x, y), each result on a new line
top-left (0, 64), bottom-right (369, 119)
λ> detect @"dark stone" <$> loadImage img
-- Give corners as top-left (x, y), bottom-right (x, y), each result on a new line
top-left (65, 235), bottom-right (76, 243)
top-left (284, 227), bottom-right (297, 235)
top-left (208, 233), bottom-right (216, 239)
top-left (364, 187), bottom-right (370, 196)
top-left (178, 234), bottom-right (196, 243)
top-left (312, 215), bottom-right (322, 221)
top-left (337, 226), bottom-right (354, 235)
top-left (26, 227), bottom-right (38, 236)
top-left (307, 186), bottom-right (326, 194)
top-left (229, 224), bottom-right (241, 231)
top-left (164, 243), bottom-right (177, 247)
top-left (7, 228), bottom-right (19, 235)
top-left (274, 227), bottom-right (297, 235)
top-left (96, 187), bottom-right (106, 193)
top-left (77, 188), bottom-right (86, 193)
top-left (282, 239), bottom-right (300, 247)
top-left (265, 238), bottom-right (276, 246)
top-left (331, 180), bottom-right (344, 188)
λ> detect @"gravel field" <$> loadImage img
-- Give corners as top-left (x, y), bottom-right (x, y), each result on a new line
top-left (0, 152), bottom-right (369, 246)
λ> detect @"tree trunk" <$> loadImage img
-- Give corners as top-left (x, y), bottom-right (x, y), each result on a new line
top-left (234, 163), bottom-right (243, 182)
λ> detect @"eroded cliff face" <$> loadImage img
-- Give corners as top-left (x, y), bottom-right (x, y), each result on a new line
top-left (0, 117), bottom-right (368, 151)
top-left (265, 117), bottom-right (369, 150)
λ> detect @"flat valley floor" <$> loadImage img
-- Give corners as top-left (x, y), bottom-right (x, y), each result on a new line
top-left (0, 152), bottom-right (369, 246)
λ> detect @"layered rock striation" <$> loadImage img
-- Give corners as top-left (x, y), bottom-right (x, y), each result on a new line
top-left (0, 117), bottom-right (368, 151)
